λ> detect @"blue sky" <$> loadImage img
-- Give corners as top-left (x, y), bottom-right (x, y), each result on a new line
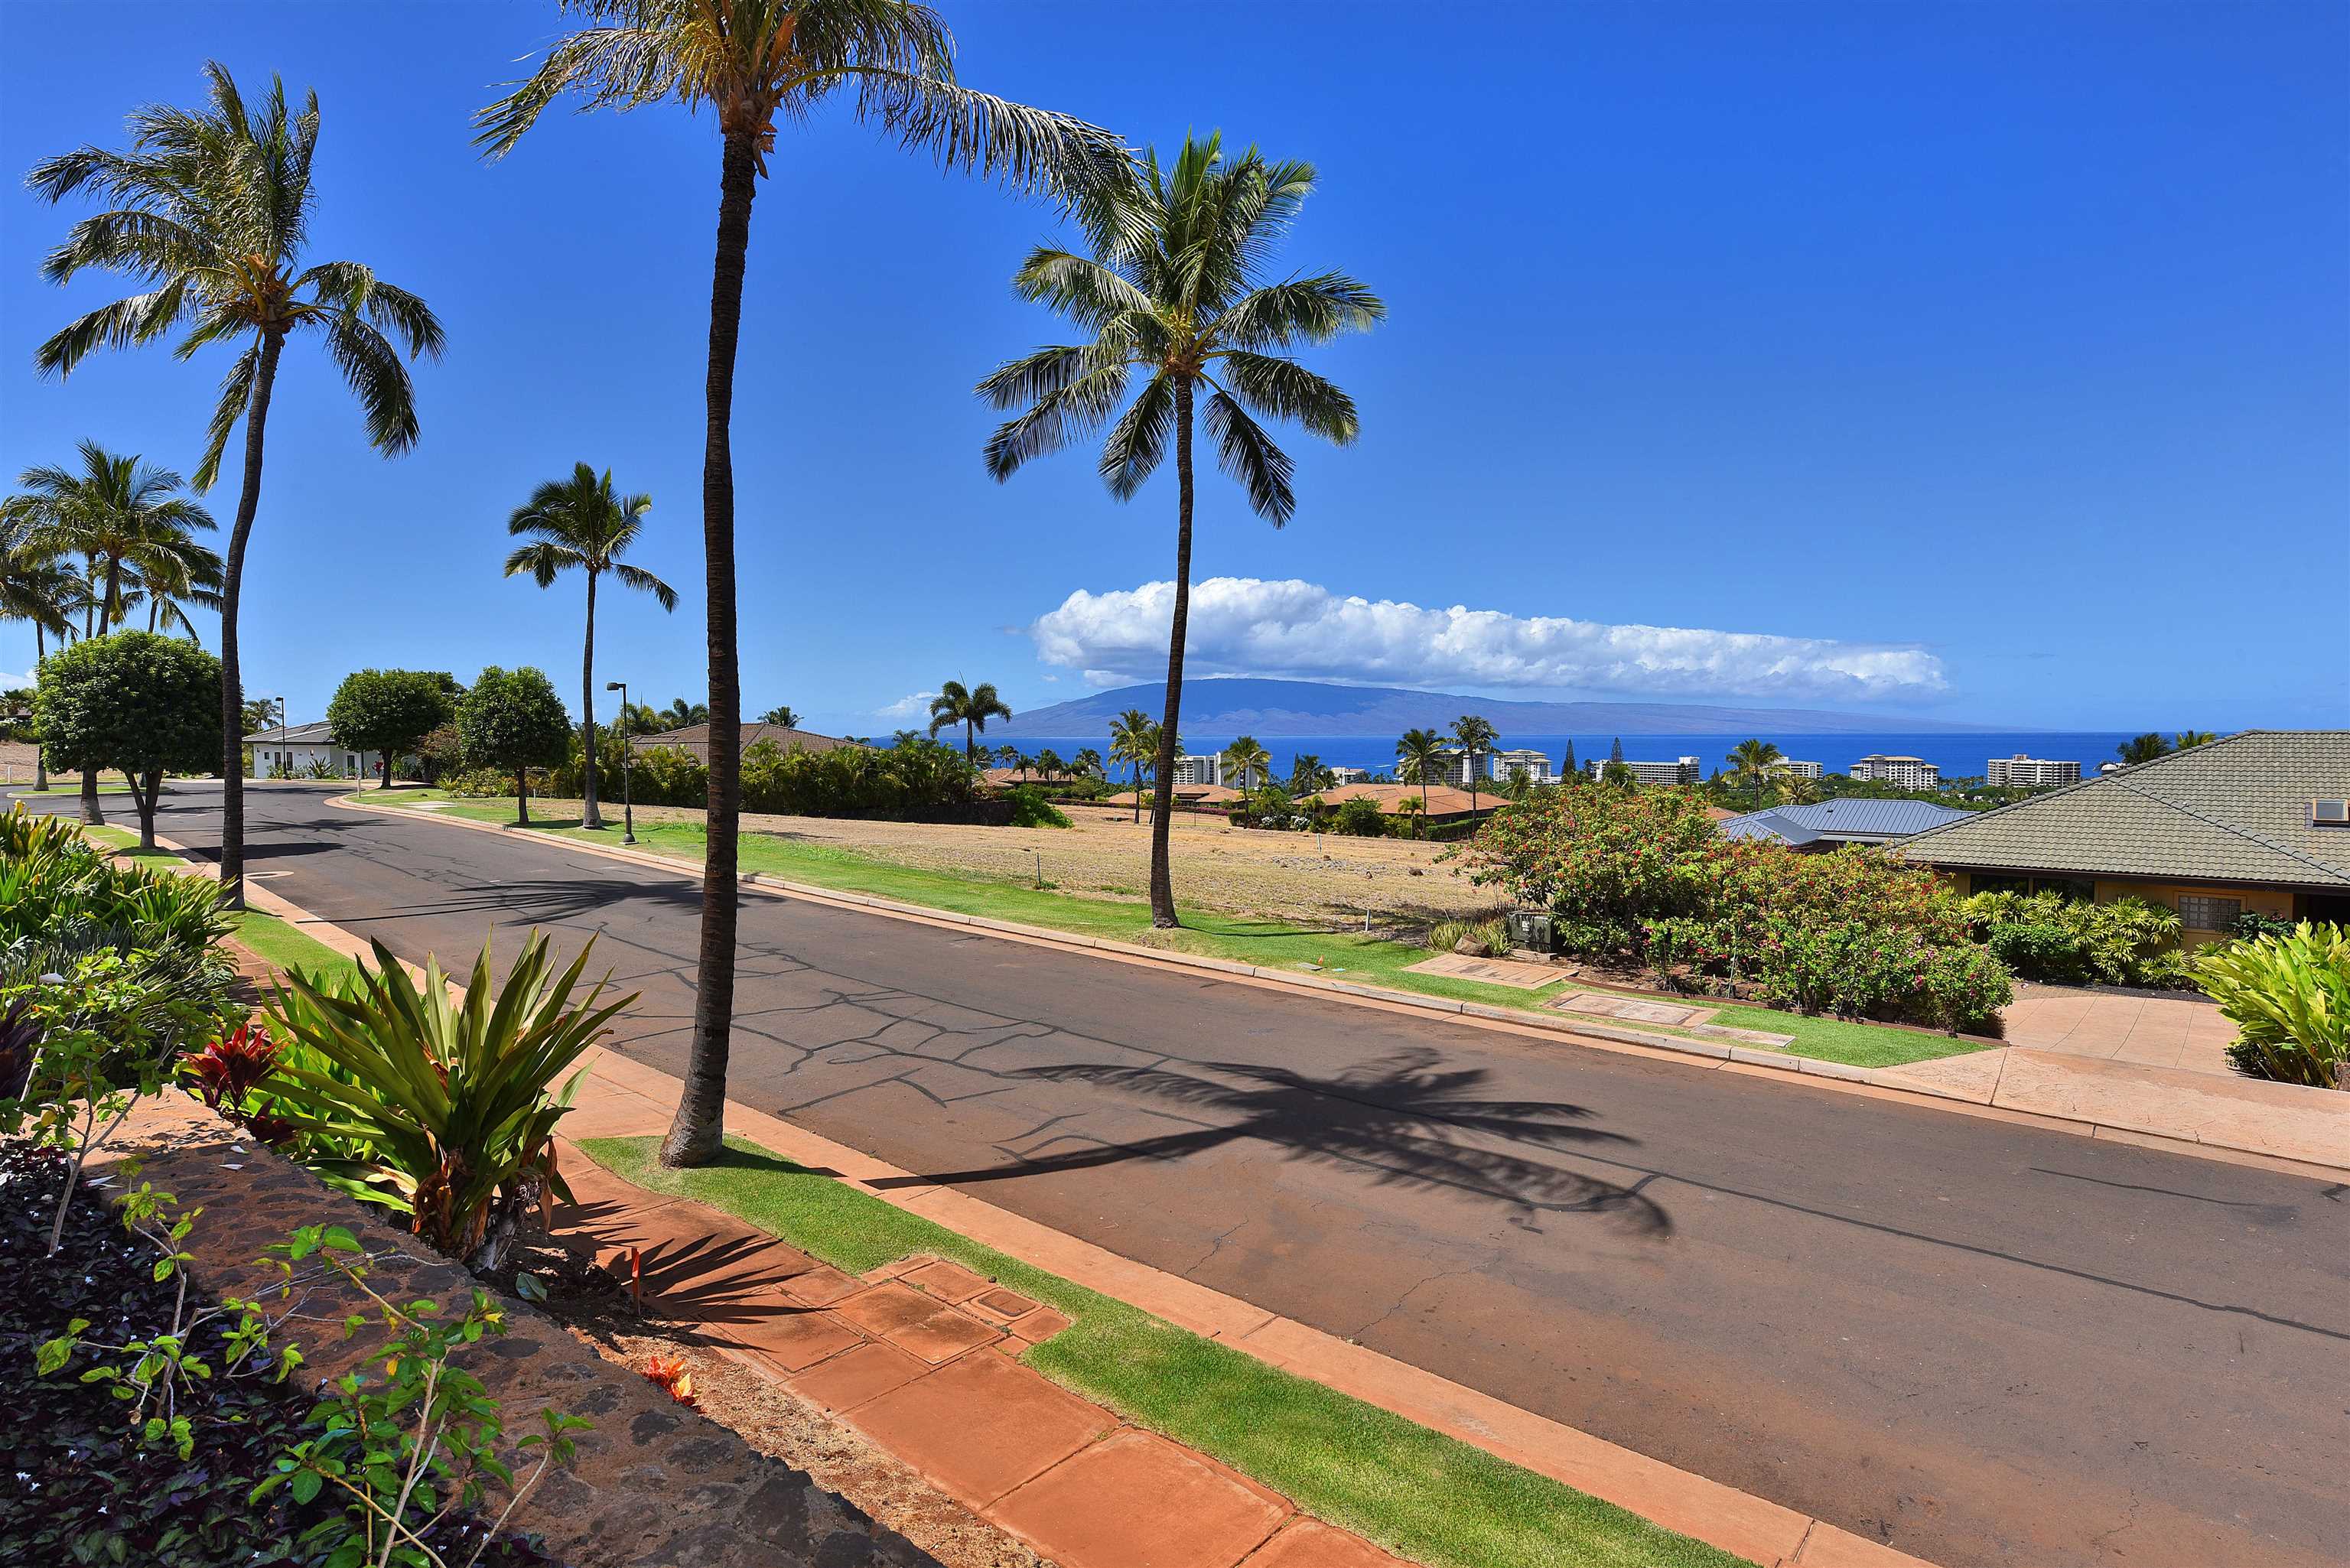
top-left (2, 1), bottom-right (2343, 734)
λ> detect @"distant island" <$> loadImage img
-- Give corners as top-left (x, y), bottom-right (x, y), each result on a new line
top-left (994, 678), bottom-right (1998, 738)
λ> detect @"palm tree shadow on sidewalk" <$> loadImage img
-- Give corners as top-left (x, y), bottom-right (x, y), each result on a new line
top-left (871, 1047), bottom-right (1671, 1235)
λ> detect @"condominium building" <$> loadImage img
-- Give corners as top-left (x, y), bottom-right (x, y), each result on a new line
top-left (1326, 766), bottom-right (1373, 786)
top-left (1172, 754), bottom-right (1219, 787)
top-left (1850, 754), bottom-right (1941, 789)
top-left (1781, 760), bottom-right (1824, 779)
top-left (1492, 748), bottom-right (1554, 784)
top-left (1986, 754), bottom-right (2081, 788)
top-left (1587, 755), bottom-right (1702, 786)
top-left (1434, 747), bottom-right (1496, 786)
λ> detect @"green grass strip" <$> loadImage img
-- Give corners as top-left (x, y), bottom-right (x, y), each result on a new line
top-left (379, 793), bottom-right (1979, 1070)
top-left (579, 1134), bottom-right (1750, 1568)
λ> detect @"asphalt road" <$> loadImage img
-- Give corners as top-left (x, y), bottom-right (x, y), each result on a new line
top-left (47, 782), bottom-right (2350, 1568)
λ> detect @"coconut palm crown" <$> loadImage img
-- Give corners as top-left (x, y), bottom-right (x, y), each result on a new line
top-left (980, 132), bottom-right (1381, 924)
top-left (505, 463), bottom-right (677, 831)
top-left (927, 680), bottom-right (1011, 759)
top-left (27, 62), bottom-right (443, 906)
top-left (5, 443), bottom-right (218, 635)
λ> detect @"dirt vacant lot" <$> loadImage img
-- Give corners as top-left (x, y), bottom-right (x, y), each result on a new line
top-left (529, 796), bottom-right (1500, 926)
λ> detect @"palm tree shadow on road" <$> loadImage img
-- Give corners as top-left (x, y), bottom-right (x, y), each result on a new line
top-left (872, 1046), bottom-right (1671, 1235)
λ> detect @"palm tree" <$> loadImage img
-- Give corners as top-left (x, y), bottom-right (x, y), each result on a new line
top-left (1072, 746), bottom-right (1103, 779)
top-left (760, 704), bottom-right (801, 727)
top-left (929, 680), bottom-right (1013, 760)
top-left (477, 2), bottom-right (1125, 1170)
top-left (29, 64), bottom-right (444, 908)
top-left (1108, 708), bottom-right (1157, 823)
top-left (6, 444), bottom-right (216, 635)
top-left (1287, 751), bottom-right (1332, 795)
top-left (981, 133), bottom-right (1382, 926)
top-left (662, 697), bottom-right (710, 730)
top-left (126, 545), bottom-right (225, 639)
top-left (0, 529), bottom-right (82, 792)
top-left (1395, 727), bottom-right (1445, 838)
top-left (505, 463), bottom-right (677, 830)
top-left (1602, 758), bottom-right (1636, 789)
top-left (1033, 747), bottom-right (1065, 780)
top-left (994, 743), bottom-right (1023, 777)
top-left (1450, 715), bottom-right (1496, 813)
top-left (1222, 734), bottom-right (1271, 791)
top-left (1726, 737), bottom-right (1784, 802)
top-left (2173, 730), bottom-right (2217, 750)
top-left (2117, 733), bottom-right (2171, 766)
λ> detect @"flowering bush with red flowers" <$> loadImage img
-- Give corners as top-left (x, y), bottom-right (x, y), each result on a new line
top-left (1467, 784), bottom-right (2009, 1033)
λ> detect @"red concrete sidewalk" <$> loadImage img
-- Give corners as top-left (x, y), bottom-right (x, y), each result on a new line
top-left (550, 1144), bottom-right (1411, 1568)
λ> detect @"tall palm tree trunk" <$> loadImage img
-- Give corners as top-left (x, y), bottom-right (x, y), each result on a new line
top-left (216, 331), bottom-right (285, 911)
top-left (31, 626), bottom-right (47, 792)
top-left (1145, 382), bottom-right (1196, 929)
top-left (579, 570), bottom-right (602, 825)
top-left (663, 133), bottom-right (757, 1168)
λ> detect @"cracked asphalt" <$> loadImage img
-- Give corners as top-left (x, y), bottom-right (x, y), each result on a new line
top-left (57, 782), bottom-right (2350, 1568)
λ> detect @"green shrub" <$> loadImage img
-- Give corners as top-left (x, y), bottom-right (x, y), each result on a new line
top-left (2198, 922), bottom-right (2347, 1088)
top-left (1426, 919), bottom-right (1472, 955)
top-left (1467, 785), bottom-right (2009, 1032)
top-left (1005, 785), bottom-right (1072, 828)
top-left (1471, 918), bottom-right (1513, 957)
top-left (1961, 890), bottom-right (2182, 987)
top-left (260, 932), bottom-right (634, 1269)
top-left (1333, 796), bottom-right (1388, 838)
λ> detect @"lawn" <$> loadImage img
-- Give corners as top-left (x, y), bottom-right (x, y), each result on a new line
top-left (77, 822), bottom-right (360, 982)
top-left (361, 792), bottom-right (1986, 1071)
top-left (8, 781), bottom-right (132, 795)
top-left (581, 1134), bottom-right (1750, 1568)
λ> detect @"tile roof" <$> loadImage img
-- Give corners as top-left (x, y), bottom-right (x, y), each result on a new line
top-left (1896, 730), bottom-right (2350, 890)
top-left (1720, 798), bottom-right (1973, 846)
top-left (627, 723), bottom-right (861, 758)
top-left (242, 721), bottom-right (337, 744)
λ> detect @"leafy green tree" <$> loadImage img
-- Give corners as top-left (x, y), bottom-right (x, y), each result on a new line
top-left (1602, 758), bottom-right (1636, 789)
top-left (36, 632), bottom-right (223, 848)
top-left (477, 0), bottom-right (1122, 1172)
top-left (504, 463), bottom-right (676, 830)
top-left (2173, 730), bottom-right (2217, 750)
top-left (981, 132), bottom-right (1382, 926)
top-left (29, 63), bottom-right (444, 909)
top-left (1109, 708), bottom-right (1158, 823)
top-left (1726, 737), bottom-right (1785, 802)
top-left (457, 667), bottom-right (572, 826)
top-left (1450, 715), bottom-right (1497, 813)
top-left (1221, 735), bottom-right (1271, 791)
top-left (1394, 727), bottom-right (1446, 837)
top-left (326, 669), bottom-right (457, 788)
top-left (760, 704), bottom-right (801, 727)
top-left (2117, 732), bottom-right (2171, 766)
top-left (929, 680), bottom-right (1013, 760)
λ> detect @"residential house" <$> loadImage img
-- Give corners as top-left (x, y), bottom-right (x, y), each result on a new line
top-left (1719, 798), bottom-right (1972, 851)
top-left (246, 721), bottom-right (392, 781)
top-left (1850, 754), bottom-right (1940, 789)
top-left (1897, 730), bottom-right (2350, 942)
top-left (1320, 782), bottom-right (1499, 824)
top-left (1985, 754), bottom-right (2081, 787)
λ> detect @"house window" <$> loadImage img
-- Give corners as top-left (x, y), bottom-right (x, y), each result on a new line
top-left (2177, 895), bottom-right (2241, 932)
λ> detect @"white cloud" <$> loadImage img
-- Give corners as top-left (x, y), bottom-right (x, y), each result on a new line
top-left (0, 672), bottom-right (31, 690)
top-left (876, 690), bottom-right (938, 719)
top-left (1030, 578), bottom-right (1945, 702)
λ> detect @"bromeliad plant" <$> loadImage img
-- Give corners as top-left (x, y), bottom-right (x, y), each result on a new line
top-left (2199, 921), bottom-right (2349, 1089)
top-left (260, 933), bottom-right (633, 1270)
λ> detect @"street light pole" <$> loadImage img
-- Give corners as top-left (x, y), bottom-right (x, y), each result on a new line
top-left (605, 679), bottom-right (635, 844)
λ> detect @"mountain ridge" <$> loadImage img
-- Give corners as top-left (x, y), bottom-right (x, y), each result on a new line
top-left (992, 678), bottom-right (1996, 737)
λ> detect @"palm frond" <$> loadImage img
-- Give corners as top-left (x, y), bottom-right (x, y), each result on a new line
top-left (1203, 391), bottom-right (1296, 524)
top-left (1099, 371), bottom-right (1177, 500)
top-left (319, 314), bottom-right (422, 457)
top-left (610, 561), bottom-right (679, 611)
top-left (474, 25), bottom-right (687, 158)
top-left (1214, 274), bottom-right (1383, 351)
top-left (504, 542), bottom-right (581, 589)
top-left (1212, 352), bottom-right (1359, 444)
top-left (982, 362), bottom-right (1130, 480)
top-left (32, 285), bottom-right (194, 379)
top-left (823, 67), bottom-right (1128, 204)
top-left (192, 344), bottom-right (259, 493)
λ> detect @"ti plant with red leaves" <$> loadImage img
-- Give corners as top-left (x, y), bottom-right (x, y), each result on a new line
top-left (179, 1022), bottom-right (296, 1145)
top-left (642, 1352), bottom-right (695, 1408)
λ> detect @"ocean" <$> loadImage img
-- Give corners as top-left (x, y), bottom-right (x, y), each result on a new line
top-left (1004, 731), bottom-right (2143, 784)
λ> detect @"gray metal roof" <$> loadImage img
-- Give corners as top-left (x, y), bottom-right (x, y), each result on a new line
top-left (242, 721), bottom-right (337, 744)
top-left (1720, 798), bottom-right (1973, 847)
top-left (1896, 730), bottom-right (2350, 890)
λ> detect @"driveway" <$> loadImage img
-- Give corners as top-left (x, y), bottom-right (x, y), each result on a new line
top-left (34, 781), bottom-right (2350, 1568)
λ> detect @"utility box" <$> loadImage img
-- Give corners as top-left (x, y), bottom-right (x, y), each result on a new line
top-left (1505, 909), bottom-right (1558, 954)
